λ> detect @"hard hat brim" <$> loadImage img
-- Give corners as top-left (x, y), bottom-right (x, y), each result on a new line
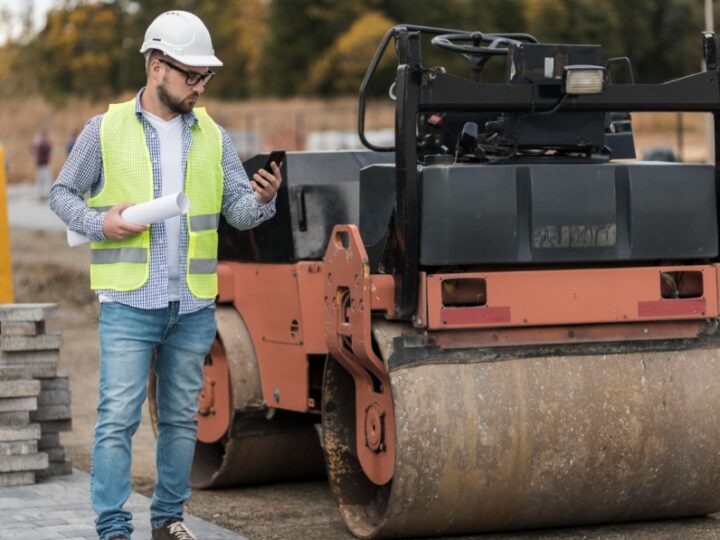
top-left (140, 42), bottom-right (223, 67)
top-left (168, 53), bottom-right (223, 67)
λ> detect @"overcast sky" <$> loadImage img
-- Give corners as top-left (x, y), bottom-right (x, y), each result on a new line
top-left (0, 0), bottom-right (58, 43)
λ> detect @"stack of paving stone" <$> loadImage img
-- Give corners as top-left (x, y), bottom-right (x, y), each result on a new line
top-left (34, 375), bottom-right (73, 477)
top-left (0, 303), bottom-right (72, 485)
top-left (0, 382), bottom-right (46, 486)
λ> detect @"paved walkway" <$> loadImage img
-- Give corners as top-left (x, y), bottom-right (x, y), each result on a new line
top-left (7, 184), bottom-right (66, 231)
top-left (0, 468), bottom-right (246, 540)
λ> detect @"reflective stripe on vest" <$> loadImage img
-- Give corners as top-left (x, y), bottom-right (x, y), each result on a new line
top-left (91, 248), bottom-right (148, 264)
top-left (190, 213), bottom-right (220, 231)
top-left (89, 98), bottom-right (223, 298)
top-left (189, 259), bottom-right (218, 274)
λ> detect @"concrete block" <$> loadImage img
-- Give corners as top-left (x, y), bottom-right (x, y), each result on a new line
top-left (0, 451), bottom-right (48, 472)
top-left (0, 363), bottom-right (58, 380)
top-left (35, 458), bottom-right (71, 477)
top-left (44, 446), bottom-right (65, 462)
top-left (0, 411), bottom-right (30, 425)
top-left (0, 423), bottom-right (41, 442)
top-left (0, 321), bottom-right (45, 336)
top-left (38, 419), bottom-right (72, 433)
top-left (31, 404), bottom-right (70, 421)
top-left (40, 376), bottom-right (69, 391)
top-left (0, 349), bottom-right (60, 365)
top-left (0, 379), bottom-right (40, 398)
top-left (0, 304), bottom-right (58, 322)
top-left (37, 389), bottom-right (71, 406)
top-left (0, 333), bottom-right (62, 352)
top-left (0, 440), bottom-right (37, 456)
top-left (0, 471), bottom-right (35, 486)
top-left (38, 432), bottom-right (59, 449)
top-left (0, 397), bottom-right (37, 413)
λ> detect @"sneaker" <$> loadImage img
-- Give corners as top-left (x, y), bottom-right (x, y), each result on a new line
top-left (151, 518), bottom-right (197, 540)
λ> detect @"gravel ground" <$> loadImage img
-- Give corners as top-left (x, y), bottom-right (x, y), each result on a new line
top-left (9, 227), bottom-right (720, 540)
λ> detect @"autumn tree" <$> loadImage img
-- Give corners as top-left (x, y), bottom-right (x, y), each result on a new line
top-left (28, 2), bottom-right (122, 99)
top-left (195, 0), bottom-right (269, 99)
top-left (608, 0), bottom-right (703, 83)
top-left (260, 0), bottom-right (363, 96)
top-left (303, 11), bottom-right (396, 95)
top-left (0, 0), bottom-right (714, 100)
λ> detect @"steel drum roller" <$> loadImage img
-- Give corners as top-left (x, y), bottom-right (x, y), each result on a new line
top-left (323, 323), bottom-right (720, 538)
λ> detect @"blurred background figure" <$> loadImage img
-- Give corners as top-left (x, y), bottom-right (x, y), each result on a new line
top-left (30, 128), bottom-right (52, 199)
top-left (642, 144), bottom-right (678, 162)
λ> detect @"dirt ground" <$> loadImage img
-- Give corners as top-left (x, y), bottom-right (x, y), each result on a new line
top-left (10, 227), bottom-right (720, 540)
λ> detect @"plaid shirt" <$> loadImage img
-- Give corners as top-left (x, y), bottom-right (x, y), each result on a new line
top-left (50, 90), bottom-right (276, 314)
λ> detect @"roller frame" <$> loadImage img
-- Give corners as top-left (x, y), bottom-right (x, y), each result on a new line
top-left (324, 225), bottom-right (396, 485)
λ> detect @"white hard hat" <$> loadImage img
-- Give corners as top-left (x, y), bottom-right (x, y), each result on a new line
top-left (140, 11), bottom-right (222, 67)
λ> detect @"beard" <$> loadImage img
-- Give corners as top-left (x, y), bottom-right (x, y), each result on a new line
top-left (157, 77), bottom-right (198, 115)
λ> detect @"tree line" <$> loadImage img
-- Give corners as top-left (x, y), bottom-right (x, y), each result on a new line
top-left (0, 0), bottom-right (712, 101)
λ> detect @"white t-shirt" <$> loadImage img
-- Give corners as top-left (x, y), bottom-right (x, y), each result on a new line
top-left (143, 110), bottom-right (184, 301)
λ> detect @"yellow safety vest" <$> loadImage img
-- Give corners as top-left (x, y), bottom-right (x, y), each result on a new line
top-left (88, 98), bottom-right (223, 299)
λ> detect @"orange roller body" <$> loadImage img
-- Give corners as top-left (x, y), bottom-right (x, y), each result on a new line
top-left (179, 22), bottom-right (720, 540)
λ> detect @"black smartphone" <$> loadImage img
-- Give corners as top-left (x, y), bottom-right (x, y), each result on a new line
top-left (262, 150), bottom-right (285, 173)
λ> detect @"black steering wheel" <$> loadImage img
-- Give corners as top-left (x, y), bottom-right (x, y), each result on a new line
top-left (357, 25), bottom-right (538, 152)
top-left (431, 32), bottom-right (522, 58)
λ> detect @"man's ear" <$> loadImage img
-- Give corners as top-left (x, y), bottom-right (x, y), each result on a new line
top-left (149, 57), bottom-right (163, 79)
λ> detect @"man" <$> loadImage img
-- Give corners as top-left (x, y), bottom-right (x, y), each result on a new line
top-left (31, 128), bottom-right (52, 199)
top-left (49, 11), bottom-right (282, 540)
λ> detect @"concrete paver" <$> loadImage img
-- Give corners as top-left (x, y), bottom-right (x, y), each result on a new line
top-left (0, 468), bottom-right (246, 539)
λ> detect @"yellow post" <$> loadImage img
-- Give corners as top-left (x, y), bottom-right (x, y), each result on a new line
top-left (0, 145), bottom-right (13, 303)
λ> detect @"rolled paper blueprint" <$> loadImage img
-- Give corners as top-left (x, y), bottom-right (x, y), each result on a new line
top-left (67, 192), bottom-right (191, 247)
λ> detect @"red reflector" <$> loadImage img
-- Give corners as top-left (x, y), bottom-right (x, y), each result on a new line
top-left (638, 298), bottom-right (706, 318)
top-left (441, 306), bottom-right (511, 326)
top-left (428, 114), bottom-right (444, 126)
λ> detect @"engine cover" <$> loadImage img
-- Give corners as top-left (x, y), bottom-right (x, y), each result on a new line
top-left (413, 161), bottom-right (718, 265)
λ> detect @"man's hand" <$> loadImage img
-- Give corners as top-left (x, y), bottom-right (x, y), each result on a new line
top-left (252, 161), bottom-right (283, 204)
top-left (102, 203), bottom-right (148, 241)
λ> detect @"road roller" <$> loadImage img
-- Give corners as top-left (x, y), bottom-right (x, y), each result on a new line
top-left (152, 25), bottom-right (720, 538)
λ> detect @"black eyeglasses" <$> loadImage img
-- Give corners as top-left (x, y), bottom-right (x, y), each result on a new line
top-left (159, 59), bottom-right (215, 86)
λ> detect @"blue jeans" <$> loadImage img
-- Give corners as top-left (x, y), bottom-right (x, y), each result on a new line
top-left (92, 301), bottom-right (216, 540)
